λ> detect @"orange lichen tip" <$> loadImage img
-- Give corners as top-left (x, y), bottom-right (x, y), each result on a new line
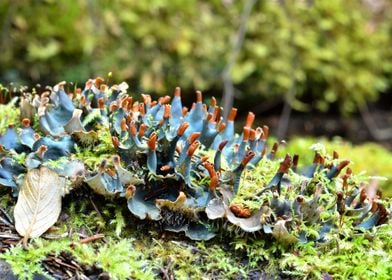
top-left (138, 123), bottom-right (148, 138)
top-left (174, 87), bottom-right (181, 97)
top-left (261, 126), bottom-right (269, 140)
top-left (241, 151), bottom-right (255, 167)
top-left (22, 118), bottom-right (30, 127)
top-left (242, 127), bottom-right (251, 141)
top-left (120, 119), bottom-right (128, 131)
top-left (278, 154), bottom-right (292, 173)
top-left (188, 132), bottom-right (201, 144)
top-left (129, 122), bottom-right (137, 136)
top-left (163, 105), bottom-right (171, 119)
top-left (196, 91), bottom-right (202, 103)
top-left (245, 112), bottom-right (255, 128)
top-left (111, 137), bottom-right (119, 148)
top-left (187, 141), bottom-right (200, 156)
top-left (228, 108), bottom-right (238, 122)
top-left (160, 95), bottom-right (171, 105)
top-left (218, 140), bottom-right (228, 151)
top-left (98, 97), bottom-right (105, 110)
top-left (177, 122), bottom-right (189, 136)
top-left (148, 132), bottom-right (157, 151)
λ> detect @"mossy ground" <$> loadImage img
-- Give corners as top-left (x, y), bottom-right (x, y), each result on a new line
top-left (1, 185), bottom-right (392, 280)
top-left (0, 101), bottom-right (391, 279)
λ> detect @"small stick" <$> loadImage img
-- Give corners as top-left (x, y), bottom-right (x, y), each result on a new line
top-left (0, 207), bottom-right (13, 224)
top-left (79, 234), bottom-right (105, 244)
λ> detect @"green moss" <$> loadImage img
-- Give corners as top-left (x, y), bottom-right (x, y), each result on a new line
top-left (0, 98), bottom-right (20, 134)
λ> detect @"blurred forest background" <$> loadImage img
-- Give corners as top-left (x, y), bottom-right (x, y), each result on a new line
top-left (0, 0), bottom-right (391, 144)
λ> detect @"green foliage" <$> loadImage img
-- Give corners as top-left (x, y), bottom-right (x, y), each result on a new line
top-left (1, 1), bottom-right (390, 112)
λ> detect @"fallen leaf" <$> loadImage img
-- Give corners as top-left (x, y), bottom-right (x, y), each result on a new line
top-left (14, 166), bottom-right (65, 246)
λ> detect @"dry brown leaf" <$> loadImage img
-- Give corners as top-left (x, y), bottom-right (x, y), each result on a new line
top-left (14, 166), bottom-right (65, 246)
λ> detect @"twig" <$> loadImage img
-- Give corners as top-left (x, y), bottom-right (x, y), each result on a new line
top-left (0, 207), bottom-right (14, 224)
top-left (89, 197), bottom-right (104, 220)
top-left (221, 0), bottom-right (257, 121)
top-left (79, 233), bottom-right (105, 244)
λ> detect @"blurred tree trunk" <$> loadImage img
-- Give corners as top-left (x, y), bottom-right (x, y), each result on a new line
top-left (222, 0), bottom-right (257, 121)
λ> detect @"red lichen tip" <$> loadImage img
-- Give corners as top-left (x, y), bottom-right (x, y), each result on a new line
top-left (160, 165), bottom-right (171, 171)
top-left (333, 151), bottom-right (339, 160)
top-left (228, 108), bottom-right (238, 122)
top-left (98, 160), bottom-right (107, 173)
top-left (337, 160), bottom-right (350, 172)
top-left (218, 140), bottom-right (229, 151)
top-left (120, 118), bottom-right (128, 132)
top-left (187, 140), bottom-right (200, 156)
top-left (241, 151), bottom-right (256, 167)
top-left (98, 97), bottom-right (105, 110)
top-left (22, 118), bottom-right (30, 128)
top-left (271, 142), bottom-right (279, 154)
top-left (177, 122), bottom-right (190, 136)
top-left (242, 127), bottom-right (251, 142)
top-left (174, 87), bottom-right (181, 97)
top-left (129, 122), bottom-right (137, 136)
top-left (278, 154), bottom-right (292, 173)
top-left (188, 132), bottom-right (201, 144)
top-left (138, 123), bottom-right (148, 138)
top-left (196, 91), bottom-right (202, 103)
top-left (148, 132), bottom-right (157, 151)
top-left (346, 168), bottom-right (352, 175)
top-left (245, 112), bottom-right (255, 128)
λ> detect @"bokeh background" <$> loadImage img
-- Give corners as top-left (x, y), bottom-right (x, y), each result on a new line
top-left (0, 0), bottom-right (391, 189)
